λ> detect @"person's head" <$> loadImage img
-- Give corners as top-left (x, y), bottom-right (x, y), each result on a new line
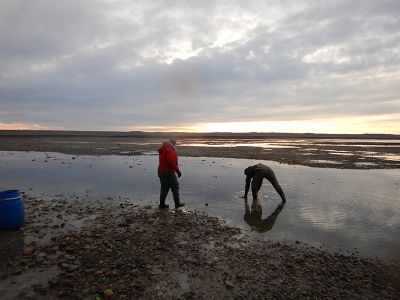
top-left (244, 165), bottom-right (256, 177)
top-left (244, 166), bottom-right (252, 176)
top-left (169, 138), bottom-right (177, 145)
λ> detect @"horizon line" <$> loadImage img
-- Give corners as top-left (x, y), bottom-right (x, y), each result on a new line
top-left (0, 129), bottom-right (399, 136)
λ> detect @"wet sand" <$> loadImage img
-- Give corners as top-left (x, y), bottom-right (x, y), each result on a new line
top-left (0, 135), bottom-right (399, 169)
top-left (1, 194), bottom-right (399, 299)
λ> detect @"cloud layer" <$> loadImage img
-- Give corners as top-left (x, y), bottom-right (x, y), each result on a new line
top-left (1, 0), bottom-right (399, 132)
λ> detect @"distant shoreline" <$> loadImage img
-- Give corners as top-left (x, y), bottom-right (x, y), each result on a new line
top-left (0, 129), bottom-right (399, 139)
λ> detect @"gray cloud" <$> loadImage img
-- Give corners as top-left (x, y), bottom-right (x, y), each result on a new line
top-left (0, 0), bottom-right (399, 132)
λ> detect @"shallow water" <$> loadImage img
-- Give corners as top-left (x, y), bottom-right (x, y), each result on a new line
top-left (179, 138), bottom-right (400, 163)
top-left (308, 160), bottom-right (343, 164)
top-left (1, 151), bottom-right (399, 260)
top-left (179, 138), bottom-right (400, 148)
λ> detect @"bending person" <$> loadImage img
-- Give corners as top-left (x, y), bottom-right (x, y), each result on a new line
top-left (243, 163), bottom-right (286, 202)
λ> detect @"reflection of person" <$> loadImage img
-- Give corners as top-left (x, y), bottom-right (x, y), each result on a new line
top-left (158, 139), bottom-right (185, 209)
top-left (244, 198), bottom-right (285, 232)
top-left (243, 163), bottom-right (286, 202)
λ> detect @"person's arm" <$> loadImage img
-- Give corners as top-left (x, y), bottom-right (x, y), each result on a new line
top-left (244, 176), bottom-right (251, 198)
top-left (251, 183), bottom-right (258, 200)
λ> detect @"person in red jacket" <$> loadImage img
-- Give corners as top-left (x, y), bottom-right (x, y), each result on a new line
top-left (158, 139), bottom-right (185, 209)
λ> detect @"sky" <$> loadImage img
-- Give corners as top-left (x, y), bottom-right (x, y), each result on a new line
top-left (0, 0), bottom-right (399, 133)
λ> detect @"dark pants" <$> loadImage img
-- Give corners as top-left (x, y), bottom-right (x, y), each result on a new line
top-left (251, 173), bottom-right (286, 202)
top-left (158, 172), bottom-right (180, 206)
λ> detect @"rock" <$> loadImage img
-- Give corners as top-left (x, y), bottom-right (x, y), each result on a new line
top-left (60, 279), bottom-right (74, 287)
top-left (104, 289), bottom-right (114, 297)
top-left (24, 246), bottom-right (34, 255)
top-left (224, 279), bottom-right (235, 289)
top-left (184, 257), bottom-right (198, 264)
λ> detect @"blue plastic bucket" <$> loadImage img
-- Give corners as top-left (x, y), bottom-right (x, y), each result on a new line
top-left (0, 189), bottom-right (25, 230)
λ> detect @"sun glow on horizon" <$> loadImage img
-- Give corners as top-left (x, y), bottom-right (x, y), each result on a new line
top-left (0, 122), bottom-right (48, 130)
top-left (127, 115), bottom-right (400, 134)
top-left (2, 115), bottom-right (399, 134)
top-left (188, 116), bottom-right (400, 134)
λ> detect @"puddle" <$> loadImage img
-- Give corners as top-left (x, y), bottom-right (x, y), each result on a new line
top-left (359, 152), bottom-right (400, 162)
top-left (116, 142), bottom-right (159, 145)
top-left (371, 154), bottom-right (400, 162)
top-left (50, 141), bottom-right (94, 144)
top-left (309, 160), bottom-right (343, 165)
top-left (355, 162), bottom-right (378, 167)
top-left (325, 150), bottom-right (355, 156)
top-left (356, 145), bottom-right (400, 148)
top-left (182, 143), bottom-right (298, 148)
top-left (143, 151), bottom-right (158, 156)
top-left (0, 151), bottom-right (399, 259)
top-left (178, 138), bottom-right (400, 149)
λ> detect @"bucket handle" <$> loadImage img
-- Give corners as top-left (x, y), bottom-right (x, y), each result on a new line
top-left (0, 196), bottom-right (21, 202)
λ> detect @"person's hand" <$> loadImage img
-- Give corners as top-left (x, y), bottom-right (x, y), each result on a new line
top-left (176, 170), bottom-right (182, 178)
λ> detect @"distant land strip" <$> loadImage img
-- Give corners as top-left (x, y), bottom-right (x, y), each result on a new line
top-left (0, 130), bottom-right (399, 139)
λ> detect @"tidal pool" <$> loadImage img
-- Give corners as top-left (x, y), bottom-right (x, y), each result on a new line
top-left (1, 151), bottom-right (399, 260)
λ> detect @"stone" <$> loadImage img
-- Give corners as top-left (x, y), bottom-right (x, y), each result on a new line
top-left (24, 246), bottom-right (34, 255)
top-left (224, 279), bottom-right (235, 289)
top-left (104, 289), bottom-right (114, 297)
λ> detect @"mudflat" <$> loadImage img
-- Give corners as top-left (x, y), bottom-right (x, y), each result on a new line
top-left (0, 134), bottom-right (399, 169)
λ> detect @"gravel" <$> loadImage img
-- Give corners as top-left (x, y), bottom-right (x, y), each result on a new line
top-left (1, 195), bottom-right (399, 299)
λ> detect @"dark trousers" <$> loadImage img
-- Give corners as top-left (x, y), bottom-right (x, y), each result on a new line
top-left (251, 173), bottom-right (285, 202)
top-left (158, 172), bottom-right (180, 206)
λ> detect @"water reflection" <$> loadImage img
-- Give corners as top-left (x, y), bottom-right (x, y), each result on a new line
top-left (244, 198), bottom-right (285, 233)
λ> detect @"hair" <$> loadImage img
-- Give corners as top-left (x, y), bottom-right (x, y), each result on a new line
top-left (161, 139), bottom-right (177, 151)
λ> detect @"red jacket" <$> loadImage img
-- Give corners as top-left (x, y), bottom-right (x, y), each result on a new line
top-left (158, 145), bottom-right (179, 172)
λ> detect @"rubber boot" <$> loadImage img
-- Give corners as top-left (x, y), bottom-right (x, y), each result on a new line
top-left (159, 186), bottom-right (170, 209)
top-left (171, 185), bottom-right (184, 208)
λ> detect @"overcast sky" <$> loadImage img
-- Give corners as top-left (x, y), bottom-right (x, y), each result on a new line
top-left (0, 0), bottom-right (399, 133)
